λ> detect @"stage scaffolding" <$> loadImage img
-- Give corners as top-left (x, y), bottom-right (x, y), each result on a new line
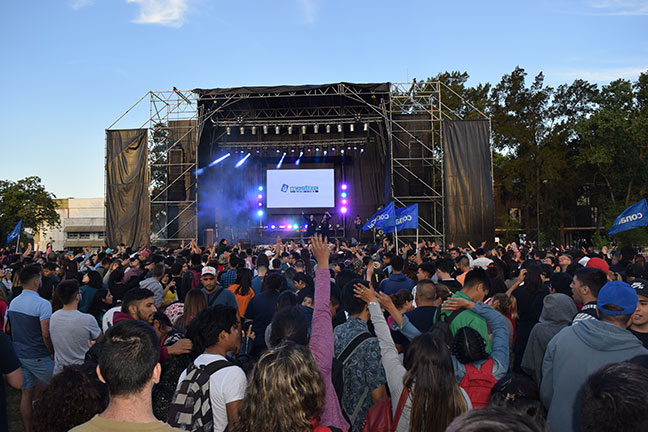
top-left (107, 82), bottom-right (489, 247)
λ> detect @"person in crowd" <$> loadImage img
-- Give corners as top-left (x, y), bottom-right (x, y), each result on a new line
top-left (220, 255), bottom-right (242, 289)
top-left (50, 280), bottom-right (102, 374)
top-left (70, 321), bottom-right (181, 431)
top-left (140, 263), bottom-right (166, 307)
top-left (122, 255), bottom-right (147, 287)
top-left (558, 254), bottom-right (572, 272)
top-left (434, 268), bottom-right (493, 354)
top-left (294, 272), bottom-right (315, 305)
top-left (355, 284), bottom-right (470, 432)
top-left (489, 373), bottom-right (546, 428)
top-left (571, 267), bottom-right (608, 323)
top-left (32, 364), bottom-right (109, 432)
top-left (0, 285), bottom-right (8, 331)
top-left (506, 264), bottom-right (549, 372)
top-left (391, 280), bottom-right (437, 352)
top-left (79, 270), bottom-right (103, 313)
top-left (435, 259), bottom-right (462, 292)
top-left (231, 343), bottom-right (344, 432)
top-left (228, 267), bottom-right (255, 318)
top-left (520, 293), bottom-right (576, 384)
top-left (251, 264), bottom-right (267, 294)
top-left (172, 305), bottom-right (246, 432)
top-left (629, 278), bottom-right (648, 348)
top-left (578, 361), bottom-right (648, 432)
top-left (39, 262), bottom-right (59, 301)
top-left (471, 248), bottom-right (493, 270)
top-left (446, 407), bottom-right (544, 432)
top-left (180, 253), bottom-right (202, 300)
top-left (6, 265), bottom-right (54, 432)
top-left (87, 288), bottom-right (114, 326)
top-left (199, 266), bottom-right (238, 308)
top-left (333, 279), bottom-right (387, 431)
top-left (151, 312), bottom-right (182, 348)
top-left (540, 281), bottom-right (648, 432)
top-left (415, 261), bottom-right (436, 282)
top-left (107, 266), bottom-right (127, 301)
top-left (1, 331), bottom-right (23, 432)
top-left (378, 255), bottom-right (414, 295)
top-left (173, 288), bottom-right (208, 334)
top-left (245, 272), bottom-right (284, 355)
top-left (549, 271), bottom-right (573, 297)
top-left (489, 293), bottom-right (516, 349)
top-left (455, 256), bottom-right (470, 286)
top-left (609, 245), bottom-right (635, 274)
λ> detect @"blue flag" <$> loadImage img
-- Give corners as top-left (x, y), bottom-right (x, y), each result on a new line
top-left (6, 219), bottom-right (22, 243)
top-left (609, 199), bottom-right (648, 235)
top-left (395, 204), bottom-right (418, 231)
top-left (363, 202), bottom-right (396, 231)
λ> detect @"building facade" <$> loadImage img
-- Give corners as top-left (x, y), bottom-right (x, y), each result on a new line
top-left (36, 198), bottom-right (105, 250)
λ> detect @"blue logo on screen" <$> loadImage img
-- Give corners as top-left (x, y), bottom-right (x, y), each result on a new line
top-left (281, 184), bottom-right (289, 192)
top-left (280, 183), bottom-right (319, 193)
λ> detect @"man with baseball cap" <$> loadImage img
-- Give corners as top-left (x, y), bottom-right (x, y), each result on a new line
top-left (199, 266), bottom-right (238, 309)
top-left (630, 278), bottom-right (648, 348)
top-left (540, 280), bottom-right (648, 432)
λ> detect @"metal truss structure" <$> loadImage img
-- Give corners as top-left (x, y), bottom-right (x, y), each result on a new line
top-left (108, 82), bottom-right (489, 246)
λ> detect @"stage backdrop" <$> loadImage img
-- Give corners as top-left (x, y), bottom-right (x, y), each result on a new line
top-left (442, 120), bottom-right (495, 247)
top-left (106, 129), bottom-right (150, 247)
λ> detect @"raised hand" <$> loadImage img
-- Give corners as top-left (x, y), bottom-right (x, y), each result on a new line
top-left (311, 234), bottom-right (329, 268)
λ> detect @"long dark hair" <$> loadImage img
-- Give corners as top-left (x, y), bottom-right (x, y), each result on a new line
top-left (88, 289), bottom-right (111, 319)
top-left (85, 270), bottom-right (103, 289)
top-left (522, 264), bottom-right (543, 294)
top-left (234, 268), bottom-right (253, 296)
top-left (403, 332), bottom-right (467, 432)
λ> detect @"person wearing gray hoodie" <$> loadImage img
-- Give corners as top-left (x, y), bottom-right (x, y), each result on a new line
top-left (140, 263), bottom-right (165, 307)
top-left (540, 281), bottom-right (648, 432)
top-left (521, 293), bottom-right (577, 384)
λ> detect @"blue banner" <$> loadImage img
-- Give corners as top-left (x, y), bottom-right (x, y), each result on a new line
top-left (609, 199), bottom-right (648, 235)
top-left (363, 202), bottom-right (395, 231)
top-left (6, 219), bottom-right (22, 243)
top-left (395, 204), bottom-right (418, 231)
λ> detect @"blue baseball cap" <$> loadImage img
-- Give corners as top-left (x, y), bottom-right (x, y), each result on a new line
top-left (597, 281), bottom-right (638, 316)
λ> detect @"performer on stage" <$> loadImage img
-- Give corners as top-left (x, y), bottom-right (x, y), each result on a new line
top-left (302, 212), bottom-right (317, 237)
top-left (318, 211), bottom-right (332, 239)
top-left (354, 214), bottom-right (363, 242)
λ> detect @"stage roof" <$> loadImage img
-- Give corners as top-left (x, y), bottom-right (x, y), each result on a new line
top-left (193, 82), bottom-right (390, 97)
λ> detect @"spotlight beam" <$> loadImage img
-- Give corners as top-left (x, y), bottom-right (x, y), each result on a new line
top-left (276, 152), bottom-right (286, 169)
top-left (208, 153), bottom-right (231, 167)
top-left (235, 153), bottom-right (251, 168)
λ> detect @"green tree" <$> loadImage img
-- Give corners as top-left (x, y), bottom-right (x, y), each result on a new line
top-left (0, 176), bottom-right (60, 243)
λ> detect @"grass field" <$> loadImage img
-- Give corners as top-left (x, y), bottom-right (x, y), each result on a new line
top-left (5, 382), bottom-right (24, 432)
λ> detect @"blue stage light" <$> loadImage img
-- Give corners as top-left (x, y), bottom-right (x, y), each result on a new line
top-left (257, 210), bottom-right (264, 217)
top-left (235, 153), bottom-right (251, 168)
top-left (276, 152), bottom-right (286, 169)
top-left (258, 186), bottom-right (263, 191)
top-left (208, 153), bottom-right (231, 167)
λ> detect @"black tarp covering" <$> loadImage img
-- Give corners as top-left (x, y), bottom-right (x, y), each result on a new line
top-left (194, 82), bottom-right (390, 97)
top-left (106, 129), bottom-right (150, 248)
top-left (443, 120), bottom-right (495, 247)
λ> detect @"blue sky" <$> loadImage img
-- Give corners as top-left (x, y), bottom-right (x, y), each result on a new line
top-left (1, 0), bottom-right (646, 199)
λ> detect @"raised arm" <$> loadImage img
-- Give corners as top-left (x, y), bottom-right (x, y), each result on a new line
top-left (309, 235), bottom-right (334, 373)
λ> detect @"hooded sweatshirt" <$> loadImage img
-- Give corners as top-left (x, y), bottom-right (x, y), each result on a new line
top-left (521, 294), bottom-right (577, 384)
top-left (378, 273), bottom-right (414, 295)
top-left (540, 318), bottom-right (648, 432)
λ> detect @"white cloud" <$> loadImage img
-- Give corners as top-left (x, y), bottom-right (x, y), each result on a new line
top-left (70, 0), bottom-right (95, 10)
top-left (297, 0), bottom-right (317, 24)
top-left (554, 65), bottom-right (648, 82)
top-left (126, 0), bottom-right (189, 27)
top-left (586, 0), bottom-right (648, 15)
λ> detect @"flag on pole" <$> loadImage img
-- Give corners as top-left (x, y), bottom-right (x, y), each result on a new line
top-left (363, 202), bottom-right (396, 231)
top-left (609, 199), bottom-right (648, 235)
top-left (6, 219), bottom-right (22, 243)
top-left (395, 204), bottom-right (418, 231)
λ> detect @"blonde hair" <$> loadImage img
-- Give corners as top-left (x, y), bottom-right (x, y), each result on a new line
top-left (232, 343), bottom-right (324, 432)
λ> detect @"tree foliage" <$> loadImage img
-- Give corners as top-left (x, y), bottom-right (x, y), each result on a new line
top-left (0, 176), bottom-right (60, 243)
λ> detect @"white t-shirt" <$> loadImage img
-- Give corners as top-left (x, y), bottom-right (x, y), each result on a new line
top-left (102, 306), bottom-right (121, 332)
top-left (50, 309), bottom-right (101, 375)
top-left (472, 257), bottom-right (494, 270)
top-left (177, 353), bottom-right (247, 432)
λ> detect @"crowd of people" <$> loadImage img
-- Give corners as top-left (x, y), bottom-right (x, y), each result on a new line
top-left (2, 235), bottom-right (648, 432)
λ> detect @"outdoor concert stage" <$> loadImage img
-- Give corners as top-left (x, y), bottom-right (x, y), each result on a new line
top-left (105, 82), bottom-right (495, 248)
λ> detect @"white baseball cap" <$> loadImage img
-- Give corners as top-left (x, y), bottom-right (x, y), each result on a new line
top-left (201, 266), bottom-right (216, 276)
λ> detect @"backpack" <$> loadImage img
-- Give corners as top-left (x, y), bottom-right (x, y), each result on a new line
top-left (189, 269), bottom-right (202, 290)
top-left (459, 357), bottom-right (497, 408)
top-left (331, 332), bottom-right (372, 423)
top-left (168, 359), bottom-right (235, 431)
top-left (361, 387), bottom-right (409, 432)
top-left (433, 306), bottom-right (465, 345)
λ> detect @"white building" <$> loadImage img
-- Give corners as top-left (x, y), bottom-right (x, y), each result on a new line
top-left (36, 198), bottom-right (105, 250)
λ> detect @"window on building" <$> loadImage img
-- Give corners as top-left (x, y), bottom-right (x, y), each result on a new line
top-left (79, 232), bottom-right (91, 239)
top-left (97, 232), bottom-right (105, 239)
top-left (67, 232), bottom-right (79, 239)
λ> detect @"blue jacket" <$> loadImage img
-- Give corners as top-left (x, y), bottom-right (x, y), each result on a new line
top-left (540, 318), bottom-right (648, 432)
top-left (379, 273), bottom-right (414, 295)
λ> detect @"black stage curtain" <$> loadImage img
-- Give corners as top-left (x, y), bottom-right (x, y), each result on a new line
top-left (443, 120), bottom-right (495, 247)
top-left (106, 129), bottom-right (150, 248)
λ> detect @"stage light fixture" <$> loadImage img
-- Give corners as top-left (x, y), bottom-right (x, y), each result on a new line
top-left (331, 147), bottom-right (336, 151)
top-left (353, 146), bottom-right (357, 150)
top-left (323, 150), bottom-right (327, 156)
top-left (226, 127), bottom-right (231, 135)
top-left (276, 152), bottom-right (286, 169)
top-left (340, 207), bottom-right (348, 214)
top-left (341, 192), bottom-right (347, 198)
top-left (252, 126), bottom-right (257, 135)
top-left (270, 224), bottom-right (276, 230)
top-left (240, 126), bottom-right (245, 135)
top-left (341, 149), bottom-right (345, 154)
top-left (364, 122), bottom-right (368, 131)
top-left (326, 125), bottom-right (331, 133)
top-left (257, 210), bottom-right (264, 217)
top-left (314, 125), bottom-right (319, 133)
top-left (258, 202), bottom-right (263, 207)
top-left (350, 124), bottom-right (355, 132)
top-left (295, 151), bottom-right (303, 166)
top-left (235, 152), bottom-right (251, 168)
top-left (275, 126), bottom-right (280, 134)
top-left (257, 194), bottom-right (263, 200)
top-left (258, 186), bottom-right (263, 191)
top-left (316, 147), bottom-right (320, 152)
top-left (276, 149), bottom-right (280, 153)
top-left (360, 148), bottom-right (365, 153)
top-left (341, 184), bottom-right (348, 190)
top-left (208, 153), bottom-right (231, 167)
top-left (342, 199), bottom-right (347, 205)
top-left (263, 125), bottom-right (268, 134)
top-left (337, 124), bottom-right (342, 133)
top-left (288, 126), bottom-right (293, 135)
top-left (301, 125), bottom-right (306, 134)
top-left (307, 148), bottom-right (311, 152)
